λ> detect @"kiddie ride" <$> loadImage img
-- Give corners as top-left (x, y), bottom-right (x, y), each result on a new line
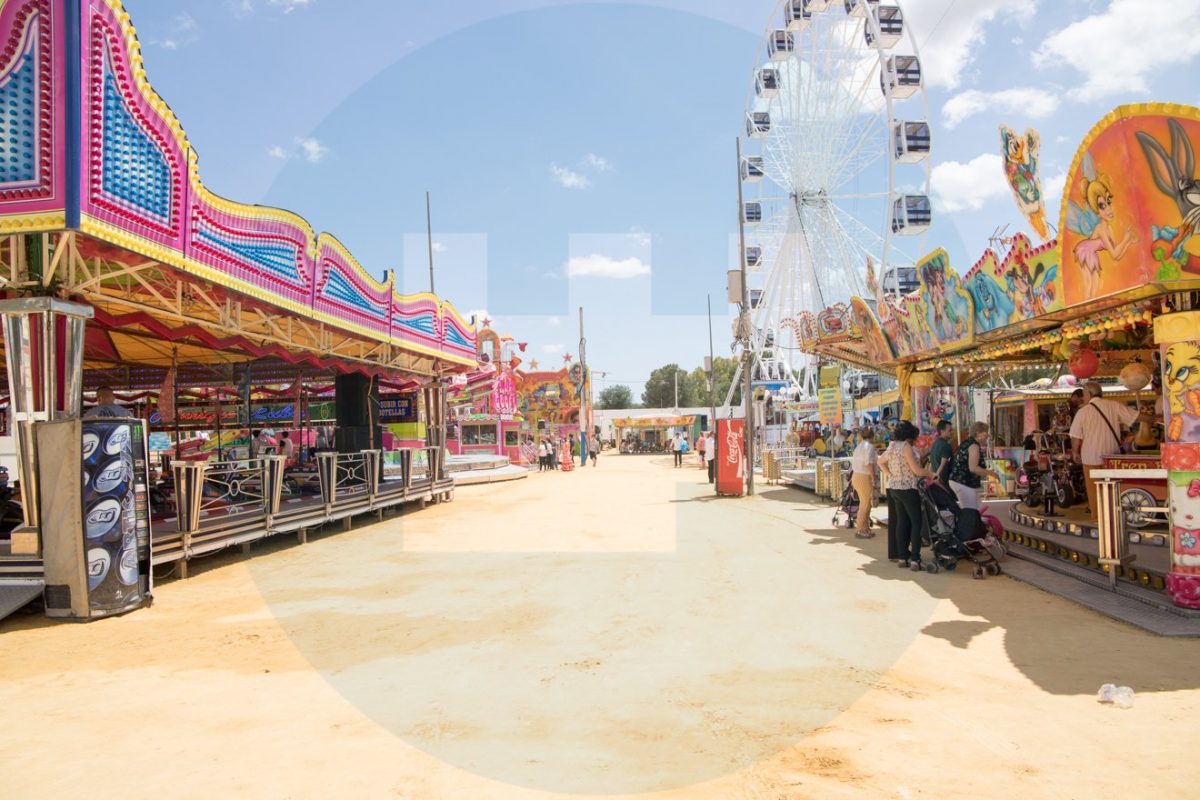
top-left (1015, 430), bottom-right (1085, 512)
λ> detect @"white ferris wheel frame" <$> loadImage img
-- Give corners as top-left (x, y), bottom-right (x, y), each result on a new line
top-left (735, 0), bottom-right (931, 399)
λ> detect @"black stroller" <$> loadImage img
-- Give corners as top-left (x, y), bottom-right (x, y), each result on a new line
top-left (832, 472), bottom-right (859, 529)
top-left (918, 479), bottom-right (1005, 578)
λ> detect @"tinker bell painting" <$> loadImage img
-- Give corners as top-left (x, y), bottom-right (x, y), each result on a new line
top-left (1065, 151), bottom-right (1138, 301)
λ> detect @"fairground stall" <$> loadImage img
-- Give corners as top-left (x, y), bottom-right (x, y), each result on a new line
top-left (0, 0), bottom-right (479, 621)
top-left (613, 415), bottom-right (702, 454)
top-left (794, 104), bottom-right (1200, 609)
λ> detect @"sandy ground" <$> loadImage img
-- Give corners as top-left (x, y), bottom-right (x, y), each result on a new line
top-left (2, 454), bottom-right (1197, 799)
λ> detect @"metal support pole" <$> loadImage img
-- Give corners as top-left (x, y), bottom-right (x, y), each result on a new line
top-left (425, 191), bottom-right (436, 295)
top-left (707, 294), bottom-right (717, 431)
top-left (736, 137), bottom-right (754, 496)
top-left (952, 367), bottom-right (961, 443)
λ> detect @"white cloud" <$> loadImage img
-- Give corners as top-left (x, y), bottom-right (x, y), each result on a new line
top-left (903, 0), bottom-right (1037, 89)
top-left (583, 153), bottom-right (613, 172)
top-left (1034, 0), bottom-right (1200, 102)
top-left (566, 254), bottom-right (651, 279)
top-left (550, 163), bottom-right (591, 190)
top-left (931, 153), bottom-right (1010, 212)
top-left (226, 0), bottom-right (253, 17)
top-left (295, 137), bottom-right (329, 164)
top-left (151, 12), bottom-right (199, 50)
top-left (627, 229), bottom-right (651, 248)
top-left (942, 87), bottom-right (1060, 129)
top-left (268, 0), bottom-right (313, 12)
top-left (546, 316), bottom-right (562, 327)
top-left (266, 145), bottom-right (288, 160)
top-left (1041, 169), bottom-right (1067, 218)
top-left (541, 343), bottom-right (564, 354)
top-left (431, 241), bottom-right (448, 254)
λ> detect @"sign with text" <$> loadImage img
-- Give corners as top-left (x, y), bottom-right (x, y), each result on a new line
top-left (380, 395), bottom-right (418, 423)
top-left (818, 388), bottom-right (843, 426)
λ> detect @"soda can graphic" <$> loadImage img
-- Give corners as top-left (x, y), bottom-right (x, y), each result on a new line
top-left (91, 457), bottom-right (129, 496)
top-left (87, 547), bottom-right (111, 591)
top-left (118, 530), bottom-right (139, 586)
top-left (81, 431), bottom-right (101, 467)
top-left (103, 424), bottom-right (132, 457)
top-left (85, 498), bottom-right (122, 541)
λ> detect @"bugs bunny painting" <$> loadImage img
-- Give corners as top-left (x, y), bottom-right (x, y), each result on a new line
top-left (1137, 118), bottom-right (1200, 276)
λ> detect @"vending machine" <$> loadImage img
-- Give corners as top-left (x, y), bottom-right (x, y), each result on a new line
top-left (716, 418), bottom-right (746, 497)
top-left (38, 418), bottom-right (153, 620)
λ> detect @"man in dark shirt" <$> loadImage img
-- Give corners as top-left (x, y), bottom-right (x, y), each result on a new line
top-left (929, 420), bottom-right (954, 483)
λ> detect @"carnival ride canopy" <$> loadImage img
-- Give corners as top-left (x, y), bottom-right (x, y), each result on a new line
top-left (799, 105), bottom-right (1200, 374)
top-left (0, 0), bottom-right (478, 385)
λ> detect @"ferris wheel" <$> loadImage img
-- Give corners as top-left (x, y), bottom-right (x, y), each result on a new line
top-left (735, 0), bottom-right (932, 398)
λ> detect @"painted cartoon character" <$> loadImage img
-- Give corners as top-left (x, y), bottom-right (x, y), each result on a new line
top-left (1137, 119), bottom-right (1200, 276)
top-left (1163, 342), bottom-right (1200, 442)
top-left (1168, 476), bottom-right (1200, 574)
top-left (1000, 126), bottom-right (1049, 240)
top-left (1004, 260), bottom-right (1057, 318)
top-left (965, 270), bottom-right (1015, 332)
top-left (920, 258), bottom-right (966, 342)
top-left (1065, 151), bottom-right (1139, 298)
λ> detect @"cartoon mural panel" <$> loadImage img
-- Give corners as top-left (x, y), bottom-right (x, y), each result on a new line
top-left (1000, 126), bottom-right (1050, 241)
top-left (848, 297), bottom-right (893, 364)
top-left (917, 250), bottom-right (973, 350)
top-left (1061, 105), bottom-right (1200, 306)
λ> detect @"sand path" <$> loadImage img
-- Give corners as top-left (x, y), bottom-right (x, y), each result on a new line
top-left (2, 455), bottom-right (1196, 798)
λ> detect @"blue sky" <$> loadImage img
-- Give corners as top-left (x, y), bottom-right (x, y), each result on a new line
top-left (123, 0), bottom-right (1199, 396)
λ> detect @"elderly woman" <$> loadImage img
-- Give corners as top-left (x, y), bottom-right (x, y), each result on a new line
top-left (878, 420), bottom-right (935, 570)
top-left (849, 427), bottom-right (878, 539)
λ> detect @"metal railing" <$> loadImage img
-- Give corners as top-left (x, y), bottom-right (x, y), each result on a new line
top-left (1090, 467), bottom-right (1170, 590)
top-left (165, 447), bottom-right (453, 575)
top-left (201, 458), bottom-right (267, 515)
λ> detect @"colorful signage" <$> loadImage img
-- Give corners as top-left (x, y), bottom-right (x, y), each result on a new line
top-left (380, 395), bottom-right (418, 422)
top-left (716, 418), bottom-right (745, 496)
top-left (818, 388), bottom-right (842, 426)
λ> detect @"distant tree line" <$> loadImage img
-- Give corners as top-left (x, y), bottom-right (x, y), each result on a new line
top-left (595, 357), bottom-right (743, 410)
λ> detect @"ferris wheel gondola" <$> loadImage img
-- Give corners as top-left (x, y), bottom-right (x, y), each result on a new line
top-left (733, 0), bottom-right (932, 399)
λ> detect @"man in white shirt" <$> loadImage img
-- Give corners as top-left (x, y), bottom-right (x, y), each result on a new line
top-left (1070, 380), bottom-right (1147, 512)
top-left (671, 432), bottom-right (683, 468)
top-left (704, 431), bottom-right (716, 484)
top-left (849, 428), bottom-right (878, 538)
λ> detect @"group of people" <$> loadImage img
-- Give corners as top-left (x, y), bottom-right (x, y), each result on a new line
top-left (668, 430), bottom-right (717, 482)
top-left (535, 433), bottom-right (602, 471)
top-left (848, 419), bottom-right (998, 572)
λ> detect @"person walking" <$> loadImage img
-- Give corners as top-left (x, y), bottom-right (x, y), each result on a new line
top-left (928, 420), bottom-right (955, 483)
top-left (589, 434), bottom-right (600, 467)
top-left (1070, 380), bottom-right (1147, 513)
top-left (696, 429), bottom-right (707, 468)
top-left (878, 420), bottom-right (934, 570)
top-left (671, 432), bottom-right (683, 468)
top-left (849, 428), bottom-right (878, 539)
top-left (538, 439), bottom-right (549, 471)
top-left (705, 430), bottom-right (716, 484)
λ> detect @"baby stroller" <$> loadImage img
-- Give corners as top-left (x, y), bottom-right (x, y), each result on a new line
top-left (832, 468), bottom-right (861, 529)
top-left (918, 479), bottom-right (1006, 578)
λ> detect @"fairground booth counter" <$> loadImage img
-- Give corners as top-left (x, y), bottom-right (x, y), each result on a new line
top-left (0, 0), bottom-right (481, 622)
top-left (796, 103), bottom-right (1200, 610)
top-left (614, 414), bottom-right (704, 453)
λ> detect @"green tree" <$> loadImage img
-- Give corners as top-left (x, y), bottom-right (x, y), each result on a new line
top-left (709, 356), bottom-right (742, 406)
top-left (597, 384), bottom-right (634, 410)
top-left (641, 364), bottom-right (695, 408)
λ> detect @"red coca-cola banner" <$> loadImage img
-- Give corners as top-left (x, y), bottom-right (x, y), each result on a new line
top-left (716, 419), bottom-right (745, 497)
